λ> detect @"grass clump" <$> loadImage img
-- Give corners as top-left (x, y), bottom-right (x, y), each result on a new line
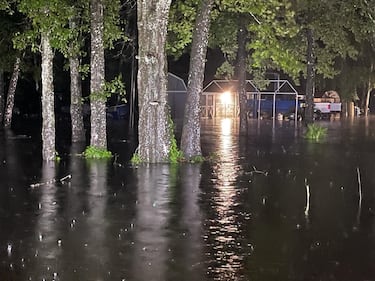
top-left (189, 155), bottom-right (205, 163)
top-left (83, 146), bottom-right (112, 159)
top-left (305, 123), bottom-right (327, 141)
top-left (168, 116), bottom-right (184, 164)
top-left (169, 136), bottom-right (184, 163)
top-left (130, 152), bottom-right (143, 165)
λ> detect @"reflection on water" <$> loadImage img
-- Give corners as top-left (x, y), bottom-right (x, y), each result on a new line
top-left (1, 118), bottom-right (375, 280)
top-left (132, 165), bottom-right (170, 281)
top-left (203, 118), bottom-right (246, 280)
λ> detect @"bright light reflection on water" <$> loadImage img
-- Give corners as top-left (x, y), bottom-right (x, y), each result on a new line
top-left (206, 118), bottom-right (244, 280)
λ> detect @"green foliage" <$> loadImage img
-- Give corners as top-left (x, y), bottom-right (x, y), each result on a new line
top-left (130, 153), bottom-right (143, 165)
top-left (168, 116), bottom-right (184, 163)
top-left (79, 63), bottom-right (90, 79)
top-left (83, 146), bottom-right (112, 159)
top-left (17, 0), bottom-right (74, 50)
top-left (103, 0), bottom-right (126, 49)
top-left (215, 60), bottom-right (234, 79)
top-left (169, 136), bottom-right (184, 164)
top-left (305, 124), bottom-right (327, 141)
top-left (189, 155), bottom-right (205, 163)
top-left (90, 74), bottom-right (126, 101)
top-left (167, 0), bottom-right (198, 57)
top-left (54, 152), bottom-right (61, 162)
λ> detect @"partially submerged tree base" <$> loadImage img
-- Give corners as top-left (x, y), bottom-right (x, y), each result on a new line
top-left (130, 151), bottom-right (218, 165)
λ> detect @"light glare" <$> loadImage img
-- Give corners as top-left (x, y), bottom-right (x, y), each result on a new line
top-left (221, 91), bottom-right (232, 105)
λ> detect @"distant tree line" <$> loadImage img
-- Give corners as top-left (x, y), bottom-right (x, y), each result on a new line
top-left (0, 0), bottom-right (374, 163)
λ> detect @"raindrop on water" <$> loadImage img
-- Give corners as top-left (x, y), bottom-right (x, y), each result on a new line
top-left (57, 239), bottom-right (62, 246)
top-left (262, 197), bottom-right (267, 205)
top-left (7, 243), bottom-right (12, 256)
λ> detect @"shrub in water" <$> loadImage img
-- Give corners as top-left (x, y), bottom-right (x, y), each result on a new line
top-left (83, 146), bottom-right (112, 159)
top-left (305, 123), bottom-right (327, 141)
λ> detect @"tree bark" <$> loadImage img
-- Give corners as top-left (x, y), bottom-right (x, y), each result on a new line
top-left (305, 28), bottom-right (315, 123)
top-left (0, 69), bottom-right (4, 124)
top-left (237, 21), bottom-right (248, 135)
top-left (181, 0), bottom-right (214, 160)
top-left (364, 63), bottom-right (373, 116)
top-left (137, 0), bottom-right (172, 163)
top-left (90, 0), bottom-right (107, 149)
top-left (41, 33), bottom-right (56, 161)
top-left (4, 57), bottom-right (21, 129)
top-left (70, 55), bottom-right (85, 142)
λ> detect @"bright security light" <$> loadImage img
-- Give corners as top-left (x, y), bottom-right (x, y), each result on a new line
top-left (221, 91), bottom-right (232, 105)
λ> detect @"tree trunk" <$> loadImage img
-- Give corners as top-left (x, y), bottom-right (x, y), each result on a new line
top-left (181, 0), bottom-right (214, 160)
top-left (4, 57), bottom-right (21, 129)
top-left (41, 33), bottom-right (56, 161)
top-left (237, 21), bottom-right (248, 135)
top-left (305, 28), bottom-right (315, 123)
top-left (90, 0), bottom-right (107, 149)
top-left (0, 69), bottom-right (4, 124)
top-left (70, 55), bottom-right (85, 142)
top-left (137, 0), bottom-right (172, 163)
top-left (364, 63), bottom-right (373, 116)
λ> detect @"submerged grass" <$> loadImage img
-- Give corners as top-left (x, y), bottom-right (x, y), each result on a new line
top-left (305, 123), bottom-right (327, 141)
top-left (83, 146), bottom-right (112, 159)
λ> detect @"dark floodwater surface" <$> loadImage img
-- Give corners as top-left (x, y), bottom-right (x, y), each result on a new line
top-left (1, 118), bottom-right (375, 281)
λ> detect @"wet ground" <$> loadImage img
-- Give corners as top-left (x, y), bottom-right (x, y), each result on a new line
top-left (1, 117), bottom-right (375, 281)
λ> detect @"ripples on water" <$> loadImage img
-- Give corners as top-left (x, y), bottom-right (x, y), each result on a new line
top-left (1, 118), bottom-right (375, 280)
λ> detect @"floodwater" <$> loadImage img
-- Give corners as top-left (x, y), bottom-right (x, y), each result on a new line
top-left (1, 117), bottom-right (375, 281)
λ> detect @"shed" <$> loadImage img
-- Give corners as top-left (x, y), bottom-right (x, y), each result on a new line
top-left (167, 73), bottom-right (187, 119)
top-left (202, 79), bottom-right (300, 119)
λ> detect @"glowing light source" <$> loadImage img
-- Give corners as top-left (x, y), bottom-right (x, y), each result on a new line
top-left (221, 91), bottom-right (232, 105)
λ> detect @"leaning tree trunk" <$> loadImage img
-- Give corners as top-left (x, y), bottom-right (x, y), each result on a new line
top-left (181, 0), bottom-right (214, 160)
top-left (70, 55), bottom-right (85, 142)
top-left (90, 0), bottom-right (107, 149)
top-left (41, 33), bottom-right (56, 161)
top-left (137, 0), bottom-right (172, 163)
top-left (4, 57), bottom-right (21, 129)
top-left (237, 20), bottom-right (248, 135)
top-left (0, 69), bottom-right (4, 124)
top-left (305, 28), bottom-right (315, 124)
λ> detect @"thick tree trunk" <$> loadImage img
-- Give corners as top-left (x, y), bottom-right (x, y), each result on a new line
top-left (69, 17), bottom-right (85, 143)
top-left (41, 33), bottom-right (56, 161)
top-left (181, 0), bottom-right (214, 160)
top-left (237, 22), bottom-right (248, 135)
top-left (70, 55), bottom-right (85, 142)
top-left (0, 69), bottom-right (4, 124)
top-left (137, 0), bottom-right (172, 163)
top-left (90, 0), bottom-right (107, 149)
top-left (4, 57), bottom-right (21, 129)
top-left (305, 28), bottom-right (315, 123)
